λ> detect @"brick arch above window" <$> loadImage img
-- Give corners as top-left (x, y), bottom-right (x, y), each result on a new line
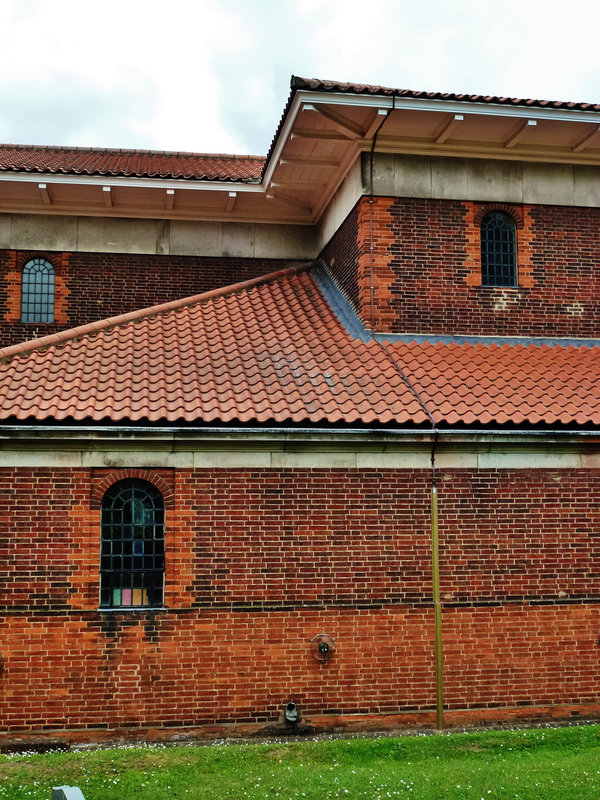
top-left (91, 468), bottom-right (175, 509)
top-left (474, 204), bottom-right (524, 230)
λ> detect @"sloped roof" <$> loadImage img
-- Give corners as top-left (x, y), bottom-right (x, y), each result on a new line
top-left (0, 268), bottom-right (426, 426)
top-left (1, 267), bottom-right (599, 429)
top-left (0, 145), bottom-right (264, 182)
top-left (385, 340), bottom-right (600, 427)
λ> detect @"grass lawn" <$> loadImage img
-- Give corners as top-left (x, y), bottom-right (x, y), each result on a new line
top-left (1, 724), bottom-right (599, 800)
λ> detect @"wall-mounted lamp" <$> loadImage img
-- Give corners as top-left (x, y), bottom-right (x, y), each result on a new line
top-left (310, 633), bottom-right (336, 663)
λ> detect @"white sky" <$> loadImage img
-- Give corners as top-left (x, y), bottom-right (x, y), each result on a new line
top-left (2, 0), bottom-right (599, 155)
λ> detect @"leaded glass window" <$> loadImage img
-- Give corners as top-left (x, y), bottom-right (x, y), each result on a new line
top-left (100, 479), bottom-right (165, 608)
top-left (481, 212), bottom-right (517, 287)
top-left (21, 258), bottom-right (55, 323)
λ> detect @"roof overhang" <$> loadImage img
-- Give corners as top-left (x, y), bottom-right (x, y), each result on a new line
top-left (1, 84), bottom-right (600, 225)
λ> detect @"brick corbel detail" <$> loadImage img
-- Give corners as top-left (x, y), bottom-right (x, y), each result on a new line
top-left (91, 468), bottom-right (176, 509)
top-left (464, 203), bottom-right (534, 288)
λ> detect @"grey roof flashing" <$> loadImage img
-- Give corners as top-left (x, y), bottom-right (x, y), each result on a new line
top-left (313, 266), bottom-right (600, 349)
top-left (312, 265), bottom-right (372, 342)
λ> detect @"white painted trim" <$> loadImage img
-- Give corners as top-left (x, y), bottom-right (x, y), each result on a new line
top-left (262, 94), bottom-right (305, 187)
top-left (296, 90), bottom-right (600, 124)
top-left (0, 172), bottom-right (263, 193)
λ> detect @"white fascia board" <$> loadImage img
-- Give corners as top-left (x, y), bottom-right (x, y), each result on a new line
top-left (297, 90), bottom-right (600, 125)
top-left (295, 90), bottom-right (394, 113)
top-left (262, 94), bottom-right (307, 187)
top-left (0, 171), bottom-right (264, 193)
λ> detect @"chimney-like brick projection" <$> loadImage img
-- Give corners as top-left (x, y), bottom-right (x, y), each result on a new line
top-left (321, 196), bottom-right (600, 338)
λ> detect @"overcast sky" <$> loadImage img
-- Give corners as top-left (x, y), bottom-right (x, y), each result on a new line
top-left (2, 0), bottom-right (599, 156)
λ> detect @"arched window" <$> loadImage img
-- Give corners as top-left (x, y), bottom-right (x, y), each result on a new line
top-left (481, 212), bottom-right (517, 287)
top-left (21, 257), bottom-right (55, 323)
top-left (100, 479), bottom-right (165, 608)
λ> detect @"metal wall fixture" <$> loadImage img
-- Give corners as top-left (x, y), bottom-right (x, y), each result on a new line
top-left (310, 633), bottom-right (336, 662)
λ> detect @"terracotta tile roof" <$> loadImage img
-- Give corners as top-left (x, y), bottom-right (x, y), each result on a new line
top-left (0, 268), bottom-right (426, 426)
top-left (290, 76), bottom-right (600, 114)
top-left (0, 268), bottom-right (598, 428)
top-left (0, 145), bottom-right (264, 182)
top-left (385, 340), bottom-right (600, 427)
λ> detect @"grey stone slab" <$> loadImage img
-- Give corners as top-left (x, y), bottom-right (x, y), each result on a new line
top-left (573, 165), bottom-right (600, 208)
top-left (522, 162), bottom-right (575, 205)
top-left (156, 219), bottom-right (170, 254)
top-left (78, 216), bottom-right (157, 253)
top-left (368, 153), bottom-right (395, 195)
top-left (431, 156), bottom-right (468, 199)
top-left (254, 224), bottom-right (315, 259)
top-left (52, 788), bottom-right (86, 800)
top-left (394, 154), bottom-right (432, 198)
top-left (169, 220), bottom-right (222, 256)
top-left (466, 159), bottom-right (523, 203)
top-left (222, 222), bottom-right (255, 257)
top-left (0, 214), bottom-right (11, 248)
top-left (11, 214), bottom-right (77, 250)
top-left (477, 451), bottom-right (580, 469)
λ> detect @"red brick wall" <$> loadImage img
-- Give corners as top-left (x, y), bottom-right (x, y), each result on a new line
top-left (322, 196), bottom-right (600, 338)
top-left (1, 465), bottom-right (599, 742)
top-left (0, 251), bottom-right (305, 348)
top-left (444, 604), bottom-right (600, 711)
top-left (320, 202), bottom-right (360, 311)
top-left (437, 468), bottom-right (600, 713)
top-left (181, 469), bottom-right (432, 608)
top-left (439, 469), bottom-right (600, 602)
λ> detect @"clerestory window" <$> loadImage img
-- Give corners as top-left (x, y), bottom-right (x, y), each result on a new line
top-left (481, 212), bottom-right (517, 287)
top-left (100, 478), bottom-right (165, 609)
top-left (21, 257), bottom-right (55, 323)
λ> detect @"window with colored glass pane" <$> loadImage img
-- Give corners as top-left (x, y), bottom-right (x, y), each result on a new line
top-left (100, 479), bottom-right (165, 608)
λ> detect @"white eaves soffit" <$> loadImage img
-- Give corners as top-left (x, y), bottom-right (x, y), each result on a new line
top-left (1, 89), bottom-right (600, 225)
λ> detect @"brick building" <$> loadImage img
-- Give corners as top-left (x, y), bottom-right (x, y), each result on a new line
top-left (1, 77), bottom-right (600, 745)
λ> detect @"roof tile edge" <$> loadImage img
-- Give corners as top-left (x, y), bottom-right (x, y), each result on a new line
top-left (290, 76), bottom-right (600, 112)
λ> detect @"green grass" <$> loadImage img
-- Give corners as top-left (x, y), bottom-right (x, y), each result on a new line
top-left (1, 724), bottom-right (600, 799)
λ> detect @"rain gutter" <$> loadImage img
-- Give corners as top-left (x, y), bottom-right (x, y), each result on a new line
top-left (2, 425), bottom-right (600, 439)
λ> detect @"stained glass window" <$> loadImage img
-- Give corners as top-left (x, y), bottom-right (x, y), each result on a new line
top-left (21, 258), bottom-right (55, 323)
top-left (481, 212), bottom-right (517, 287)
top-left (100, 479), bottom-right (165, 608)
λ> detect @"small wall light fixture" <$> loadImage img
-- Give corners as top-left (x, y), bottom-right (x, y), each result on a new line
top-left (310, 633), bottom-right (336, 663)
